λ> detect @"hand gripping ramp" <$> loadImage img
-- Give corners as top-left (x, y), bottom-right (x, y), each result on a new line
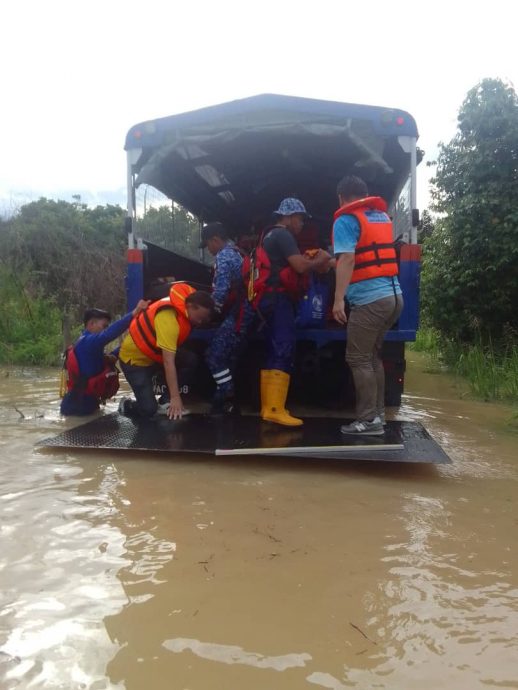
top-left (37, 414), bottom-right (451, 464)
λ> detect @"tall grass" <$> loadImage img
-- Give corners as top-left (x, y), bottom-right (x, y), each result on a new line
top-left (411, 327), bottom-right (518, 403)
top-left (0, 268), bottom-right (63, 366)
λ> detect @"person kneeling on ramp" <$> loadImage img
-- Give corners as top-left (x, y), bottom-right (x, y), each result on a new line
top-left (118, 283), bottom-right (214, 420)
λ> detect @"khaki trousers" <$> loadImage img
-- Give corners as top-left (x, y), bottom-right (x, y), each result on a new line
top-left (346, 294), bottom-right (404, 421)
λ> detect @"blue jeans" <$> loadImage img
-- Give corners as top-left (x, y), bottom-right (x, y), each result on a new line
top-left (119, 361), bottom-right (159, 418)
top-left (120, 349), bottom-right (199, 417)
top-left (258, 292), bottom-right (296, 374)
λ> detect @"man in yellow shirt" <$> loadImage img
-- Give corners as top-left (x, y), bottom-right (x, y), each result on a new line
top-left (118, 287), bottom-right (214, 419)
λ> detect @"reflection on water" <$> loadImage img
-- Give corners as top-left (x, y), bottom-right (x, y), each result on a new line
top-left (163, 637), bottom-right (311, 670)
top-left (0, 358), bottom-right (517, 689)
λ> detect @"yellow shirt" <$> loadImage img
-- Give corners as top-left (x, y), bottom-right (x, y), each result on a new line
top-left (119, 308), bottom-right (180, 366)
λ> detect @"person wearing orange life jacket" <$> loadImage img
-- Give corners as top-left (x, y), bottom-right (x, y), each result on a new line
top-left (60, 300), bottom-right (150, 416)
top-left (118, 283), bottom-right (214, 420)
top-left (254, 198), bottom-right (332, 427)
top-left (332, 175), bottom-right (404, 436)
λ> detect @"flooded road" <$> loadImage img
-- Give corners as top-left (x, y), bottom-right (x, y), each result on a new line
top-left (0, 354), bottom-right (517, 690)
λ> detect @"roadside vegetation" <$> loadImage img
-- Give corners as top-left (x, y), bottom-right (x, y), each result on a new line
top-left (0, 198), bottom-right (198, 365)
top-left (412, 327), bottom-right (518, 403)
top-left (413, 78), bottom-right (518, 404)
top-left (0, 199), bottom-right (127, 365)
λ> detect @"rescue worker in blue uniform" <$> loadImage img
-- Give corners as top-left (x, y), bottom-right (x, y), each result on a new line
top-left (201, 223), bottom-right (254, 414)
top-left (60, 300), bottom-right (149, 416)
top-left (255, 199), bottom-right (331, 427)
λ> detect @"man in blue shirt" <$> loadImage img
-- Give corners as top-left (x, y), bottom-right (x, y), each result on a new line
top-left (332, 175), bottom-right (404, 435)
top-left (60, 300), bottom-right (149, 416)
top-left (201, 222), bottom-right (254, 414)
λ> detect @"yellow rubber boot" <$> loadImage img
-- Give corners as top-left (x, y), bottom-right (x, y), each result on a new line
top-left (260, 370), bottom-right (293, 417)
top-left (260, 369), bottom-right (303, 427)
top-left (260, 369), bottom-right (271, 417)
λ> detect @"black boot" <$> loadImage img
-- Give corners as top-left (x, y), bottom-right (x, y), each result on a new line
top-left (210, 394), bottom-right (240, 416)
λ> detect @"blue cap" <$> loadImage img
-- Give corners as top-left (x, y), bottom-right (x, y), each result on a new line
top-left (273, 198), bottom-right (309, 217)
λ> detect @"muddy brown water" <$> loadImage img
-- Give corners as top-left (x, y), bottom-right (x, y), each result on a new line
top-left (0, 353), bottom-right (517, 690)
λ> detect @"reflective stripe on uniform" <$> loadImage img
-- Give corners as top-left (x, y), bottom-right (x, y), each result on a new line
top-left (213, 368), bottom-right (233, 385)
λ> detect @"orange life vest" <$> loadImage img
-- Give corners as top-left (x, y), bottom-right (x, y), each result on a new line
top-left (128, 282), bottom-right (195, 363)
top-left (333, 196), bottom-right (398, 284)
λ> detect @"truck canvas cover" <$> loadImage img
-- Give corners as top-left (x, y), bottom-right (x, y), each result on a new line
top-left (125, 94), bottom-right (418, 230)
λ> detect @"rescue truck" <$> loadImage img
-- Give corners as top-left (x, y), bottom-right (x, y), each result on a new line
top-left (123, 94), bottom-right (422, 410)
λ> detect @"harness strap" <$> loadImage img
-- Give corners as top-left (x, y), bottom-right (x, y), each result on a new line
top-left (355, 242), bottom-right (395, 255)
top-left (355, 257), bottom-right (399, 270)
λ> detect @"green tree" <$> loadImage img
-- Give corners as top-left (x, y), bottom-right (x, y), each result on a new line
top-left (417, 209), bottom-right (436, 243)
top-left (422, 78), bottom-right (518, 341)
top-left (137, 203), bottom-right (201, 260)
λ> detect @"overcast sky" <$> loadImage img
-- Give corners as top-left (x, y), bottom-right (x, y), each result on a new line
top-left (1, 0), bottom-right (516, 214)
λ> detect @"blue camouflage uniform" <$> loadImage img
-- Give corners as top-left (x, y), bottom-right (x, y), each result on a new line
top-left (205, 242), bottom-right (254, 402)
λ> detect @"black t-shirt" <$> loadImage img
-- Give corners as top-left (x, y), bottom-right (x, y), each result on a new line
top-left (262, 226), bottom-right (300, 289)
top-left (263, 226), bottom-right (300, 266)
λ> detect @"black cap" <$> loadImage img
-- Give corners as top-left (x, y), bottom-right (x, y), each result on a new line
top-left (199, 222), bottom-right (227, 249)
top-left (83, 308), bottom-right (111, 326)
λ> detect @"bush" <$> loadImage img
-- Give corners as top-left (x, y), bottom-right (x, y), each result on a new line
top-left (0, 198), bottom-right (128, 365)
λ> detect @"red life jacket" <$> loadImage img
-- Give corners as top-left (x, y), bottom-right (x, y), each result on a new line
top-left (128, 282), bottom-right (195, 363)
top-left (333, 196), bottom-right (398, 284)
top-left (242, 227), bottom-right (308, 308)
top-left (64, 344), bottom-right (119, 401)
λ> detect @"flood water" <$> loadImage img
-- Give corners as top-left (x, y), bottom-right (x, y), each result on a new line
top-left (0, 353), bottom-right (517, 690)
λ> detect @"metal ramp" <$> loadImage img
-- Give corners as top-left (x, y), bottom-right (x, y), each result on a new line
top-left (37, 413), bottom-right (451, 464)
